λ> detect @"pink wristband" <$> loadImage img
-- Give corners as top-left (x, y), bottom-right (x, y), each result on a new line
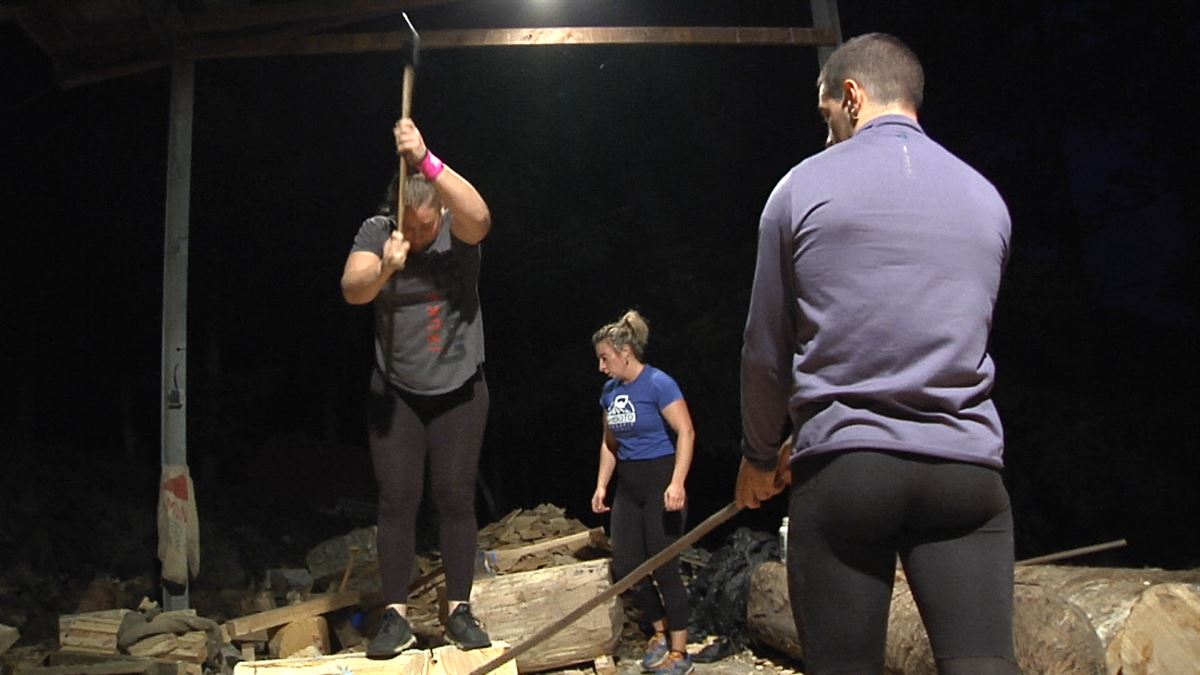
top-left (418, 150), bottom-right (445, 181)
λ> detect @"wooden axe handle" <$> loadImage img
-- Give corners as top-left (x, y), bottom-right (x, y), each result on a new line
top-left (396, 64), bottom-right (415, 219)
top-left (467, 501), bottom-right (743, 675)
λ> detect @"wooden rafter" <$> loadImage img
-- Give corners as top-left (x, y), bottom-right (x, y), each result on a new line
top-left (52, 25), bottom-right (837, 86)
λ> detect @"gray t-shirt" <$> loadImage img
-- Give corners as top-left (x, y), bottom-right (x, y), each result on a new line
top-left (741, 115), bottom-right (1011, 470)
top-left (351, 213), bottom-right (485, 395)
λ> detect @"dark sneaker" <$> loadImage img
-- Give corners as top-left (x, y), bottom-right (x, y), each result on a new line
top-left (654, 651), bottom-right (695, 675)
top-left (641, 633), bottom-right (669, 671)
top-left (444, 603), bottom-right (491, 650)
top-left (366, 608), bottom-right (415, 657)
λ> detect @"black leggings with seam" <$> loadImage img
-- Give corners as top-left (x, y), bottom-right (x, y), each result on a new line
top-left (786, 449), bottom-right (1020, 675)
top-left (610, 454), bottom-right (690, 632)
top-left (367, 367), bottom-right (488, 605)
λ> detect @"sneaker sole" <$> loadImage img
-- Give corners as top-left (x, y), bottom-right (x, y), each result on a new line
top-left (365, 634), bottom-right (416, 658)
top-left (444, 634), bottom-right (492, 651)
top-left (642, 658), bottom-right (668, 672)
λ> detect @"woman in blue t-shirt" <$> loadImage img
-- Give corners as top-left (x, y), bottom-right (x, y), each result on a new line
top-left (591, 310), bottom-right (696, 675)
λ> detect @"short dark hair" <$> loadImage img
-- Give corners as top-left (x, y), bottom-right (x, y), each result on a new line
top-left (377, 171), bottom-right (440, 216)
top-left (817, 33), bottom-right (924, 111)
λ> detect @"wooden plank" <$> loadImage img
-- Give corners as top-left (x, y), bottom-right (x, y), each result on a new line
top-left (54, 24), bottom-right (836, 87)
top-left (223, 592), bottom-right (359, 640)
top-left (186, 0), bottom-right (459, 32)
top-left (16, 660), bottom-right (157, 675)
top-left (232, 651), bottom-right (428, 675)
top-left (188, 26), bottom-right (838, 60)
top-left (485, 528), bottom-right (604, 570)
top-left (427, 643), bottom-right (516, 675)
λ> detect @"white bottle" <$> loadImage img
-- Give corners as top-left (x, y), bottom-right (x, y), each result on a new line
top-left (779, 517), bottom-right (789, 565)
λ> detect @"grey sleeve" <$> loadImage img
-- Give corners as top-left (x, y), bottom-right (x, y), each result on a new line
top-left (351, 216), bottom-right (391, 257)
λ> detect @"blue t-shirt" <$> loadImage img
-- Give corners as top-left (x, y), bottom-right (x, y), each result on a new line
top-left (600, 365), bottom-right (684, 461)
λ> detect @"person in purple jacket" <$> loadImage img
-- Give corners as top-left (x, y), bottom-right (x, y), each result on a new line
top-left (735, 34), bottom-right (1019, 675)
top-left (591, 310), bottom-right (696, 675)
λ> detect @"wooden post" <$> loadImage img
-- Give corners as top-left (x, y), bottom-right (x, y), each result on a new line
top-left (809, 0), bottom-right (843, 67)
top-left (161, 57), bottom-right (195, 612)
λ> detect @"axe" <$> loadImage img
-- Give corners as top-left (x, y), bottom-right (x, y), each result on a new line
top-left (395, 12), bottom-right (420, 219)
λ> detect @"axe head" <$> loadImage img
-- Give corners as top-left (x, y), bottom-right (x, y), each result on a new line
top-left (401, 12), bottom-right (421, 70)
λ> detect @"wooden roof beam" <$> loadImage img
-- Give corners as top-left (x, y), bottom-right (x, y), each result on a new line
top-left (194, 26), bottom-right (840, 59)
top-left (56, 25), bottom-right (837, 88)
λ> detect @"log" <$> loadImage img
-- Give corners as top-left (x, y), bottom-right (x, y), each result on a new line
top-left (887, 573), bottom-right (1105, 674)
top-left (468, 559), bottom-right (620, 673)
top-left (1106, 582), bottom-right (1200, 675)
top-left (746, 561), bottom-right (1111, 674)
top-left (1013, 565), bottom-right (1200, 674)
top-left (222, 592), bottom-right (359, 639)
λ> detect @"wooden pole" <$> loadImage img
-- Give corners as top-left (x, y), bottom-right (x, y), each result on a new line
top-left (160, 57), bottom-right (194, 611)
top-left (467, 502), bottom-right (743, 675)
top-left (1016, 538), bottom-right (1128, 566)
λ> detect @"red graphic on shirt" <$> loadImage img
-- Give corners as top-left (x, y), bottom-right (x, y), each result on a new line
top-left (426, 302), bottom-right (444, 353)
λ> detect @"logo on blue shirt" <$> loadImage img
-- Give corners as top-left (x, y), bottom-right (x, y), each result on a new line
top-left (607, 394), bottom-right (637, 429)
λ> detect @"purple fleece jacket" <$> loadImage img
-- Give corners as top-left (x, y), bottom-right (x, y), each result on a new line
top-left (741, 115), bottom-right (1011, 471)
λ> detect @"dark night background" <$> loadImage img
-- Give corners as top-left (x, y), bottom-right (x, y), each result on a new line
top-left (2, 0), bottom-right (1198, 640)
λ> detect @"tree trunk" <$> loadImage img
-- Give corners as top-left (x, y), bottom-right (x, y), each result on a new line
top-left (746, 561), bottom-right (1200, 675)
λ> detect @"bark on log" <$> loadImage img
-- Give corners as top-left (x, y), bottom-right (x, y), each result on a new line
top-left (747, 561), bottom-right (1200, 675)
top-left (469, 558), bottom-right (621, 673)
top-left (886, 574), bottom-right (1105, 675)
top-left (745, 562), bottom-right (802, 660)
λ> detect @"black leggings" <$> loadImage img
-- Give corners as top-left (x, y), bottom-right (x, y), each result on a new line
top-left (610, 455), bottom-right (689, 632)
top-left (786, 450), bottom-right (1019, 675)
top-left (367, 367), bottom-right (488, 605)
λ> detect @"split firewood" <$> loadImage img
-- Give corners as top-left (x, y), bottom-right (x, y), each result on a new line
top-left (125, 633), bottom-right (177, 658)
top-left (1, 623), bottom-right (19, 656)
top-left (267, 617), bottom-right (329, 659)
top-left (59, 609), bottom-right (131, 654)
